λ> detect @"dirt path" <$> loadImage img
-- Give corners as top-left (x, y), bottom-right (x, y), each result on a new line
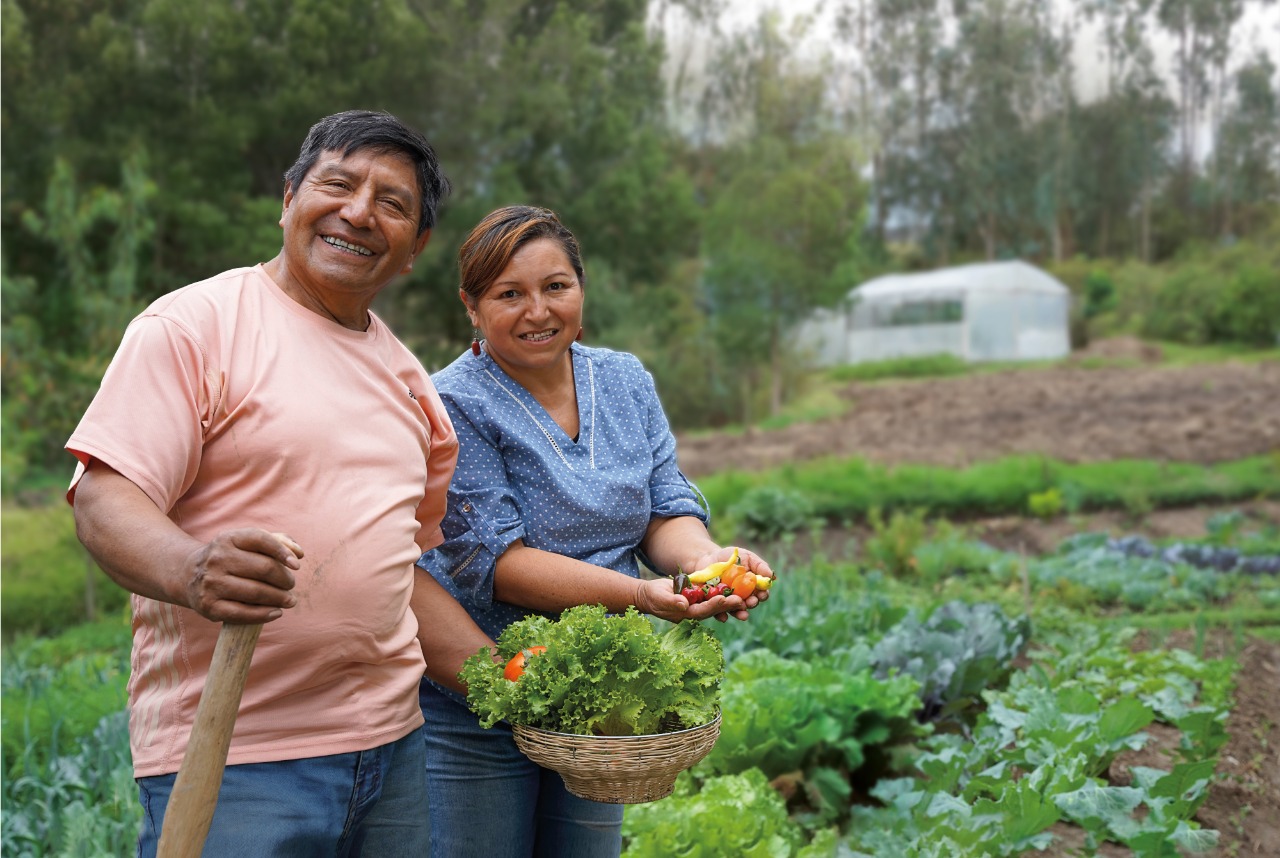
top-left (676, 359), bottom-right (1280, 479)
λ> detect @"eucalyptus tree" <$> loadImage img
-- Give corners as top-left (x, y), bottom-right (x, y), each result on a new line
top-left (916, 0), bottom-right (1070, 260)
top-left (1076, 0), bottom-right (1175, 259)
top-left (832, 0), bottom-right (946, 248)
top-left (1155, 0), bottom-right (1246, 192)
top-left (1081, 0), bottom-right (1159, 97)
top-left (694, 11), bottom-right (868, 419)
top-left (1214, 52), bottom-right (1280, 237)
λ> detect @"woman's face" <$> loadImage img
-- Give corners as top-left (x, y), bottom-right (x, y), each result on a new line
top-left (468, 237), bottom-right (583, 381)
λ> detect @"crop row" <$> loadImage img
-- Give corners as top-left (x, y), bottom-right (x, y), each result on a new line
top-left (2, 527), bottom-right (1257, 856)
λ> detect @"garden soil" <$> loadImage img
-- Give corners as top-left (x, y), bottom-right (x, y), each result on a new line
top-left (675, 357), bottom-right (1280, 477)
top-left (673, 350), bottom-right (1280, 856)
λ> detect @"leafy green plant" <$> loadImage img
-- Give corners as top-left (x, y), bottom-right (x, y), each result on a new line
top-left (1027, 487), bottom-right (1064, 519)
top-left (710, 561), bottom-right (908, 663)
top-left (911, 530), bottom-right (1021, 583)
top-left (697, 649), bottom-right (925, 827)
top-left (864, 507), bottom-right (930, 579)
top-left (621, 769), bottom-right (839, 857)
top-left (2, 624), bottom-right (130, 778)
top-left (845, 628), bottom-right (1231, 858)
top-left (1029, 537), bottom-right (1234, 612)
top-left (460, 606), bottom-right (723, 736)
top-left (726, 485), bottom-right (817, 542)
top-left (1, 712), bottom-right (138, 858)
top-left (870, 601), bottom-right (1031, 724)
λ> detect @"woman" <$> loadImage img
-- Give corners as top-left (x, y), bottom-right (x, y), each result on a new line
top-left (416, 205), bottom-right (773, 857)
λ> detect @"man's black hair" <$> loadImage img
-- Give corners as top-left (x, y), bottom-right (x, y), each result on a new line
top-left (283, 110), bottom-right (451, 236)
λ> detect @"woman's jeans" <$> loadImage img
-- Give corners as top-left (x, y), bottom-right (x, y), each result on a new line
top-left (420, 680), bottom-right (623, 858)
top-left (136, 725), bottom-right (429, 857)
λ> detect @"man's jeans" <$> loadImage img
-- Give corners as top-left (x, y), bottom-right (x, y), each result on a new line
top-left (136, 725), bottom-right (429, 857)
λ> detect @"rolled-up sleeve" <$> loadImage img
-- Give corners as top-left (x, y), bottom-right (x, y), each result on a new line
top-left (636, 361), bottom-right (709, 524)
top-left (418, 395), bottom-right (525, 611)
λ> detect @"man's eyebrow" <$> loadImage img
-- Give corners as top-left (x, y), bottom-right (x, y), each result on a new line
top-left (314, 163), bottom-right (416, 207)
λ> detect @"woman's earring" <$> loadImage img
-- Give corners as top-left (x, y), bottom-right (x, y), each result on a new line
top-left (471, 336), bottom-right (481, 356)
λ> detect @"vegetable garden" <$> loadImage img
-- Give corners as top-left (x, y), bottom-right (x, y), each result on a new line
top-left (3, 356), bottom-right (1279, 857)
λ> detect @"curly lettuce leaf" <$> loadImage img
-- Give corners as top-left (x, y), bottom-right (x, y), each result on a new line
top-left (460, 605), bottom-right (724, 736)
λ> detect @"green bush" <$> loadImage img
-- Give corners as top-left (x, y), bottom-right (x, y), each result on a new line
top-left (1, 504), bottom-right (128, 641)
top-left (1141, 235), bottom-right (1280, 347)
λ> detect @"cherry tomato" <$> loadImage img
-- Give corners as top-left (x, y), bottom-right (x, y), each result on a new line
top-left (681, 586), bottom-right (705, 604)
top-left (503, 645), bottom-right (547, 681)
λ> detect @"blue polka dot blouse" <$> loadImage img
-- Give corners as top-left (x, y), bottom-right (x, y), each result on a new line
top-left (416, 343), bottom-right (710, 641)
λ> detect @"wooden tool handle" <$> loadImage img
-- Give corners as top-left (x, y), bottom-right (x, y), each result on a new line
top-left (156, 622), bottom-right (262, 858)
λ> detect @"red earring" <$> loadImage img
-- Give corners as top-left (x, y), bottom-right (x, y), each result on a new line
top-left (471, 337), bottom-right (481, 356)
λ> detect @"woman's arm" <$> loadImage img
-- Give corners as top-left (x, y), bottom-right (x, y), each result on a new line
top-left (639, 515), bottom-right (774, 621)
top-left (492, 537), bottom-right (742, 624)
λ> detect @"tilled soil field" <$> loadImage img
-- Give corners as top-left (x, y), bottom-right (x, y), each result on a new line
top-left (675, 359), bottom-right (1280, 478)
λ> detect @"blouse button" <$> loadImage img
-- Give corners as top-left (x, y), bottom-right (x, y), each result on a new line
top-left (462, 503), bottom-right (472, 513)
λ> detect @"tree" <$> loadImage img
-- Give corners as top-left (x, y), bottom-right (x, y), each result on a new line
top-left (693, 13), bottom-right (868, 418)
top-left (1214, 52), bottom-right (1280, 237)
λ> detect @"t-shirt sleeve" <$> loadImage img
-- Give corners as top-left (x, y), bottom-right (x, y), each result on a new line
top-left (417, 390), bottom-right (526, 611)
top-left (413, 381), bottom-right (459, 553)
top-left (65, 315), bottom-right (212, 512)
top-left (634, 358), bottom-right (709, 524)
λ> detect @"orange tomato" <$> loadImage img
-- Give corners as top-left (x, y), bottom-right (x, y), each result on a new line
top-left (720, 563), bottom-right (748, 588)
top-left (730, 571), bottom-right (757, 599)
top-left (503, 645), bottom-right (547, 681)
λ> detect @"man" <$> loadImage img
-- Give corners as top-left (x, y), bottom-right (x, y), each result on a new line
top-left (67, 110), bottom-right (493, 856)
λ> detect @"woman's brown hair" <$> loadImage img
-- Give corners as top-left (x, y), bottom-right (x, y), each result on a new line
top-left (458, 206), bottom-right (585, 308)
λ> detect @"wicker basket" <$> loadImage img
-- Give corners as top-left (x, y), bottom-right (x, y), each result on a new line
top-left (510, 713), bottom-right (722, 804)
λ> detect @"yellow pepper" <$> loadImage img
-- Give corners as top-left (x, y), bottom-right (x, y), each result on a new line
top-left (686, 547), bottom-right (740, 584)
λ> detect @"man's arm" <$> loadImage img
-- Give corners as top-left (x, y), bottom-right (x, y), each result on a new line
top-left (74, 461), bottom-right (301, 624)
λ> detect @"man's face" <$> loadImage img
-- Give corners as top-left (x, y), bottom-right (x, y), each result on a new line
top-left (278, 147), bottom-right (429, 300)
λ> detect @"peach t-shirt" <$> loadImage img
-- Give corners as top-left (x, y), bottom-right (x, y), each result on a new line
top-left (66, 265), bottom-right (458, 777)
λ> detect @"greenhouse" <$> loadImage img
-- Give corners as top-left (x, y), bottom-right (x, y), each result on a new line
top-left (796, 259), bottom-right (1072, 366)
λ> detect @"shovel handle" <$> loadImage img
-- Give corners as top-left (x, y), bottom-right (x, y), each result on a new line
top-left (156, 621), bottom-right (262, 858)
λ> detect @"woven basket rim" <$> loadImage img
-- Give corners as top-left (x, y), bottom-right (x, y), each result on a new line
top-left (512, 710), bottom-right (721, 741)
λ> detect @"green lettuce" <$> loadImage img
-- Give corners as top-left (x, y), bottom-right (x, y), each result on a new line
top-left (460, 605), bottom-right (724, 736)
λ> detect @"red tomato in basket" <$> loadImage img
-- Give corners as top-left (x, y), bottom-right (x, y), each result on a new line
top-left (504, 646), bottom-right (548, 681)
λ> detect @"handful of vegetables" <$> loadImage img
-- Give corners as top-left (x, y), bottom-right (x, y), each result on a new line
top-left (461, 605), bottom-right (724, 737)
top-left (674, 547), bottom-right (774, 605)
